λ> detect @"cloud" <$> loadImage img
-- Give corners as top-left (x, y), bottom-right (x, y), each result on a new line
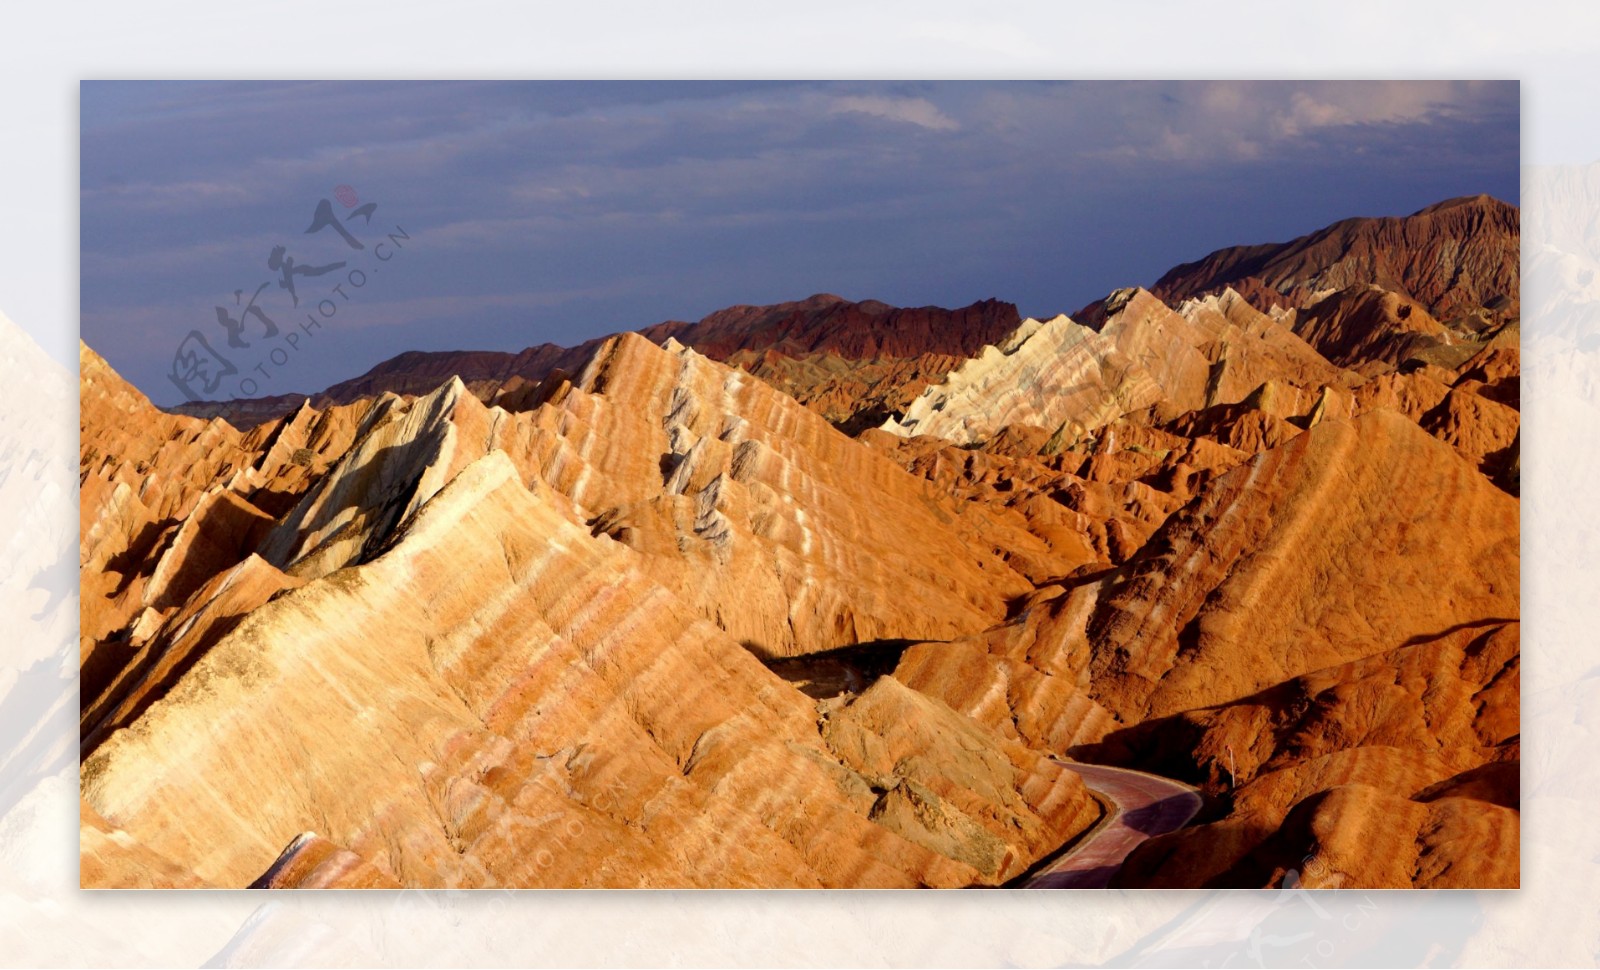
top-left (1063, 80), bottom-right (1511, 163)
top-left (828, 95), bottom-right (960, 131)
top-left (80, 230), bottom-right (292, 279)
top-left (80, 178), bottom-right (257, 213)
top-left (1273, 82), bottom-right (1459, 137)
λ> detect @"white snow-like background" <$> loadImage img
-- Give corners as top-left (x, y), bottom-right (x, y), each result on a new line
top-left (3, 3), bottom-right (1596, 965)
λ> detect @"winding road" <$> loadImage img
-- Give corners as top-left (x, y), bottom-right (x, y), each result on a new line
top-left (1022, 761), bottom-right (1203, 889)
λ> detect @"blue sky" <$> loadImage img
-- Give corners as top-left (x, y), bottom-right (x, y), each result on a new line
top-left (80, 80), bottom-right (1520, 406)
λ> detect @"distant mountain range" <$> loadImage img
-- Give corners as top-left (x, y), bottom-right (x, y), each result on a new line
top-left (1144, 193), bottom-right (1519, 325)
top-left (169, 195), bottom-right (1518, 436)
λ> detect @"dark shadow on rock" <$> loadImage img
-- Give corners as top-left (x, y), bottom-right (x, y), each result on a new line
top-left (752, 638), bottom-right (919, 699)
top-left (103, 518), bottom-right (176, 599)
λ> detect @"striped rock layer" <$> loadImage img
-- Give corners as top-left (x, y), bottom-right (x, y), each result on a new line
top-left (81, 203), bottom-right (1520, 889)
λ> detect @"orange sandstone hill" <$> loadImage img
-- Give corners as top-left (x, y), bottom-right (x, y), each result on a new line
top-left (83, 197), bottom-right (1519, 889)
top-left (80, 336), bottom-right (1096, 888)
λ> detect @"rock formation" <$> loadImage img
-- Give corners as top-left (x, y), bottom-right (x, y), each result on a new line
top-left (83, 196), bottom-right (1519, 889)
top-left (1082, 409), bottom-right (1518, 721)
top-left (81, 444), bottom-right (1096, 888)
top-left (1147, 194), bottom-right (1520, 328)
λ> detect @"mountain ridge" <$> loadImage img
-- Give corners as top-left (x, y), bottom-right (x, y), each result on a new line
top-left (166, 195), bottom-right (1517, 436)
top-left (1142, 193), bottom-right (1519, 327)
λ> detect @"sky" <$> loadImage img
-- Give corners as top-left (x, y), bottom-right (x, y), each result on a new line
top-left (79, 80), bottom-right (1521, 406)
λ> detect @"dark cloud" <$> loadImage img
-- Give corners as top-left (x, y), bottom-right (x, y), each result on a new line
top-left (80, 80), bottom-right (1520, 406)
